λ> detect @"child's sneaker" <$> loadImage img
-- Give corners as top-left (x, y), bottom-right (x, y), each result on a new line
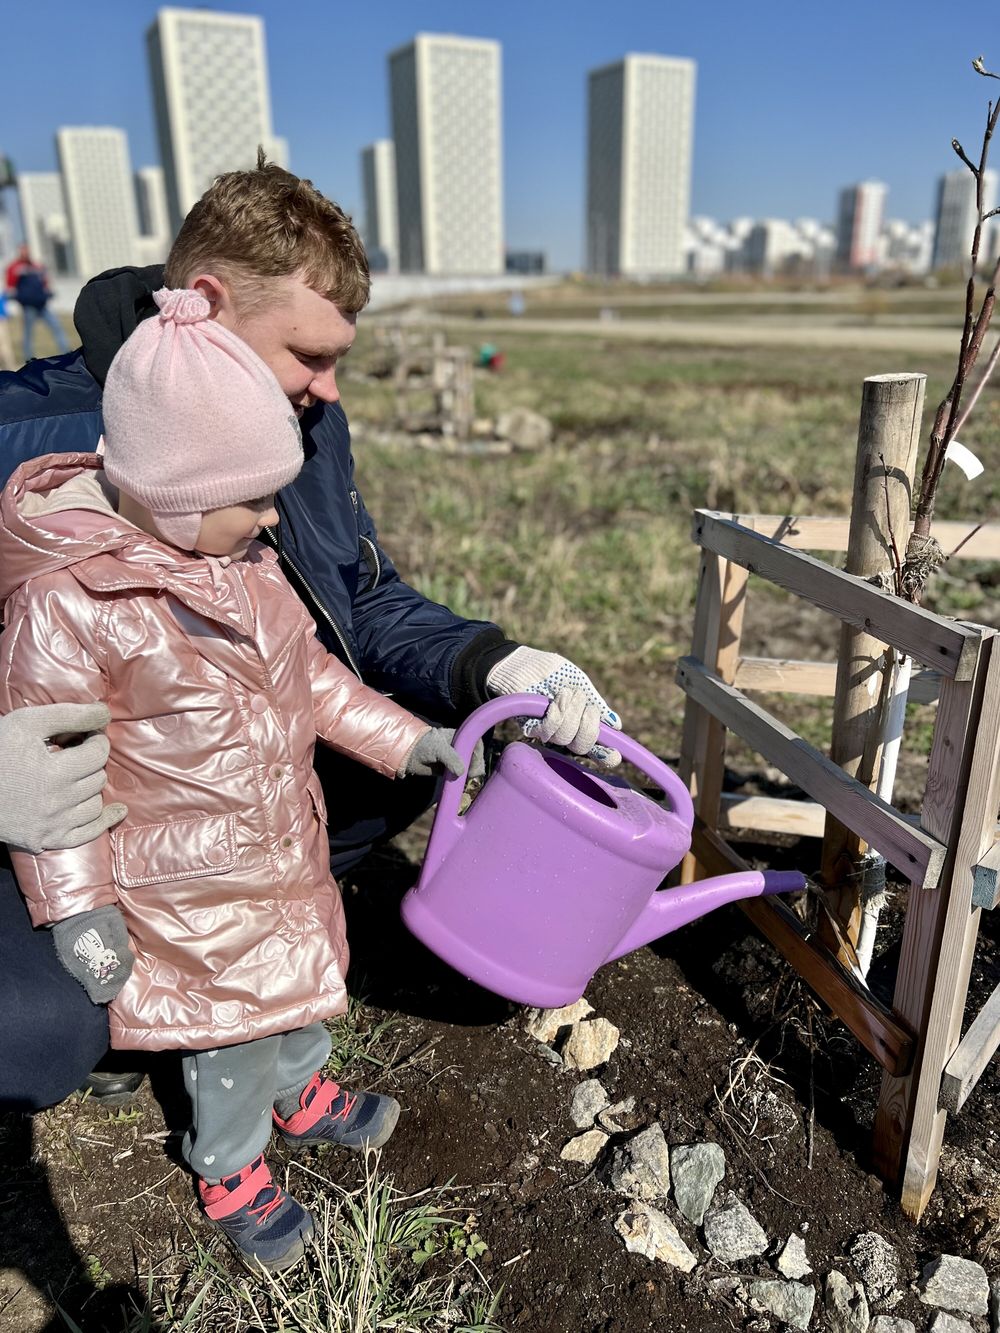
top-left (274, 1073), bottom-right (400, 1151)
top-left (198, 1153), bottom-right (314, 1272)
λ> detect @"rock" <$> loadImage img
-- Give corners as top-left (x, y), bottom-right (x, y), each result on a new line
top-left (671, 1142), bottom-right (726, 1226)
top-left (614, 1204), bottom-right (698, 1272)
top-left (495, 407), bottom-right (553, 450)
top-left (869, 1320), bottom-right (915, 1333)
top-left (608, 1124), bottom-right (671, 1200)
top-left (596, 1096), bottom-right (637, 1133)
top-left (570, 1079), bottom-right (609, 1128)
top-left (824, 1270), bottom-right (870, 1332)
top-left (524, 999), bottom-right (593, 1044)
top-left (562, 1017), bottom-right (620, 1070)
top-left (746, 1278), bottom-right (815, 1330)
top-left (927, 1314), bottom-right (976, 1333)
top-left (776, 1232), bottom-right (812, 1280)
top-left (990, 1276), bottom-right (1000, 1333)
top-left (560, 1129), bottom-right (608, 1164)
top-left (849, 1232), bottom-right (900, 1306)
top-left (918, 1255), bottom-right (990, 1316)
top-left (702, 1192), bottom-right (769, 1262)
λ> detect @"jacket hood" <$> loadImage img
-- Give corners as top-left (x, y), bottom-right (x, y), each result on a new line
top-left (74, 264), bottom-right (165, 386)
top-left (0, 453), bottom-right (249, 626)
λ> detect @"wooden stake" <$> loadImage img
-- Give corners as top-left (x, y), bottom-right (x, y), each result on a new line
top-left (820, 373), bottom-right (926, 955)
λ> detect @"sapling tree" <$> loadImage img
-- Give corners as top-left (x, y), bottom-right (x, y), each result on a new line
top-left (901, 55), bottom-right (1000, 603)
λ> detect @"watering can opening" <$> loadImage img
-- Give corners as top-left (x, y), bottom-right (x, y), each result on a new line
top-left (542, 753), bottom-right (619, 809)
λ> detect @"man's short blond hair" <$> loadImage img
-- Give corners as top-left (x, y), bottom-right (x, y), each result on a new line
top-left (164, 149), bottom-right (370, 314)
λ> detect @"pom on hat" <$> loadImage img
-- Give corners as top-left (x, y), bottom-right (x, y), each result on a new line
top-left (102, 287), bottom-right (303, 550)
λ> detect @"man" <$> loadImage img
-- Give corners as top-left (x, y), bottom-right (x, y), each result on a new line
top-left (0, 153), bottom-right (621, 1111)
top-left (5, 244), bottom-right (70, 362)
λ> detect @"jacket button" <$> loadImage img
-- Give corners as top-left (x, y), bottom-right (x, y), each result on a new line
top-left (280, 836), bottom-right (293, 849)
top-left (129, 857), bottom-right (147, 876)
top-left (270, 765), bottom-right (284, 780)
top-left (206, 846), bottom-right (228, 865)
top-left (249, 694), bottom-right (269, 714)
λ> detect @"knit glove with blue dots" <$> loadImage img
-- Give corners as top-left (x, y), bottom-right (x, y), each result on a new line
top-left (485, 646), bottom-right (622, 767)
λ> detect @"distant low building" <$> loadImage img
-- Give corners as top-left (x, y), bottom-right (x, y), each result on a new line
top-left (505, 250), bottom-right (545, 274)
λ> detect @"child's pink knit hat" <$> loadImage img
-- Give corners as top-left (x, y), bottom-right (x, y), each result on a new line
top-left (102, 288), bottom-right (304, 550)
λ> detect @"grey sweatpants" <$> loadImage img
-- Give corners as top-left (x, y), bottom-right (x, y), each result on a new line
top-left (181, 1022), bottom-right (332, 1181)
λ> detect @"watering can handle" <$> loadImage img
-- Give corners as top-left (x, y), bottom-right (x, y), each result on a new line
top-left (438, 693), bottom-right (695, 828)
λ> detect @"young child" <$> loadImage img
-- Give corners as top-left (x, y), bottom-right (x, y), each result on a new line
top-left (0, 288), bottom-right (464, 1272)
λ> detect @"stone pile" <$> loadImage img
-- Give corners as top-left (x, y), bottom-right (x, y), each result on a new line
top-left (523, 1002), bottom-right (1000, 1331)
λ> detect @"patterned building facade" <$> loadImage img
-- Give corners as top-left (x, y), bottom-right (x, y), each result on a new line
top-left (389, 34), bottom-right (503, 275)
top-left (587, 54), bottom-right (696, 277)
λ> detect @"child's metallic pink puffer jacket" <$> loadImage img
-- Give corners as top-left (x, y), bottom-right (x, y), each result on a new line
top-left (0, 453), bottom-right (429, 1051)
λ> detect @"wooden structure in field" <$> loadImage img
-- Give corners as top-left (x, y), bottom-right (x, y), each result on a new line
top-left (677, 500), bottom-right (1000, 1219)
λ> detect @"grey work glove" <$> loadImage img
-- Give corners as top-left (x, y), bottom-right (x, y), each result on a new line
top-left (0, 702), bottom-right (127, 852)
top-left (400, 727), bottom-right (485, 780)
top-left (485, 646), bottom-right (623, 767)
top-left (51, 905), bottom-right (135, 1004)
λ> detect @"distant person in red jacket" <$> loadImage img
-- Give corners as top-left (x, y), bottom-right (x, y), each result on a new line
top-left (5, 245), bottom-right (69, 363)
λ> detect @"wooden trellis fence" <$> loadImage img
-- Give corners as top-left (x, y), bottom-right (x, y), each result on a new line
top-left (677, 499), bottom-right (1000, 1219)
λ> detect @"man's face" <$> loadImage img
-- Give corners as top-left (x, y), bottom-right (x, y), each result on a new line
top-left (215, 275), bottom-right (357, 418)
top-left (195, 494), bottom-right (280, 560)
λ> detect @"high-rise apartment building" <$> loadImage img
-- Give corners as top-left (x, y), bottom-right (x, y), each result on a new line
top-left (835, 181), bottom-right (887, 271)
top-left (360, 140), bottom-right (398, 272)
top-left (586, 54), bottom-right (696, 277)
top-left (134, 165), bottom-right (172, 266)
top-left (56, 128), bottom-right (139, 279)
top-left (17, 172), bottom-right (73, 273)
top-left (388, 33), bottom-right (503, 275)
top-left (932, 168), bottom-right (998, 270)
top-left (147, 7), bottom-right (277, 233)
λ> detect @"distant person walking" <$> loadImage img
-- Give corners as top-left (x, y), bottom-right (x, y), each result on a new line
top-left (0, 290), bottom-right (14, 370)
top-left (5, 245), bottom-right (69, 363)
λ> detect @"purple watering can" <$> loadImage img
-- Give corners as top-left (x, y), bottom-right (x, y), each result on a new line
top-left (401, 695), bottom-right (805, 1007)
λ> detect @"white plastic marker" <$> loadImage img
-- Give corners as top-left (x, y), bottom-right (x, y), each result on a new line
top-left (945, 439), bottom-right (985, 480)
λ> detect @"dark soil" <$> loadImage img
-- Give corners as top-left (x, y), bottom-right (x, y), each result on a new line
top-left (5, 804), bottom-right (1000, 1332)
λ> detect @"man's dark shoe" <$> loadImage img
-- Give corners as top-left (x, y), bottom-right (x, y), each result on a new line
top-left (78, 1068), bottom-right (146, 1106)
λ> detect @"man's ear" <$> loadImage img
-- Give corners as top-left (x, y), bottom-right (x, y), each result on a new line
top-left (189, 274), bottom-right (234, 324)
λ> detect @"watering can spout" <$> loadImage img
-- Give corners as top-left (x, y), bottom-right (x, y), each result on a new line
top-left (602, 869), bottom-right (806, 965)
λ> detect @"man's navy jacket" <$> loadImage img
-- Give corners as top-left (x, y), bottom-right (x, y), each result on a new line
top-left (0, 266), bottom-right (513, 720)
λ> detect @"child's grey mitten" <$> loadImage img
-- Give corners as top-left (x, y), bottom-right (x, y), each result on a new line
top-left (51, 905), bottom-right (135, 1004)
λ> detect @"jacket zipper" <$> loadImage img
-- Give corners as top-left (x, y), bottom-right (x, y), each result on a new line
top-left (262, 525), bottom-right (362, 679)
top-left (360, 534), bottom-right (382, 588)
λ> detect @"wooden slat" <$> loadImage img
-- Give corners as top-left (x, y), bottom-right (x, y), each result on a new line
top-left (692, 821), bottom-right (914, 1076)
top-left (694, 510), bottom-right (983, 680)
top-left (677, 656), bottom-right (946, 889)
top-left (734, 657), bottom-right (941, 703)
top-left (720, 793), bottom-right (826, 838)
top-left (746, 514), bottom-right (1000, 561)
top-left (940, 977), bottom-right (1000, 1113)
top-left (678, 546), bottom-right (748, 883)
top-left (971, 840), bottom-right (1000, 911)
top-left (874, 631), bottom-right (1000, 1218)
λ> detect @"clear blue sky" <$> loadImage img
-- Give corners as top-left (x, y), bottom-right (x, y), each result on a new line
top-left (4, 1), bottom-right (1000, 269)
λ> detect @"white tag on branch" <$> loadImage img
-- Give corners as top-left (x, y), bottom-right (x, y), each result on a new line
top-left (945, 439), bottom-right (985, 480)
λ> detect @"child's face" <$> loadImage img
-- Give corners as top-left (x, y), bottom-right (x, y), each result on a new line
top-left (195, 495), bottom-right (279, 559)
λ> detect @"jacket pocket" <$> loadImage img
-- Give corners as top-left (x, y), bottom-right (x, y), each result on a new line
top-left (306, 773), bottom-right (328, 826)
top-left (114, 813), bottom-right (238, 888)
